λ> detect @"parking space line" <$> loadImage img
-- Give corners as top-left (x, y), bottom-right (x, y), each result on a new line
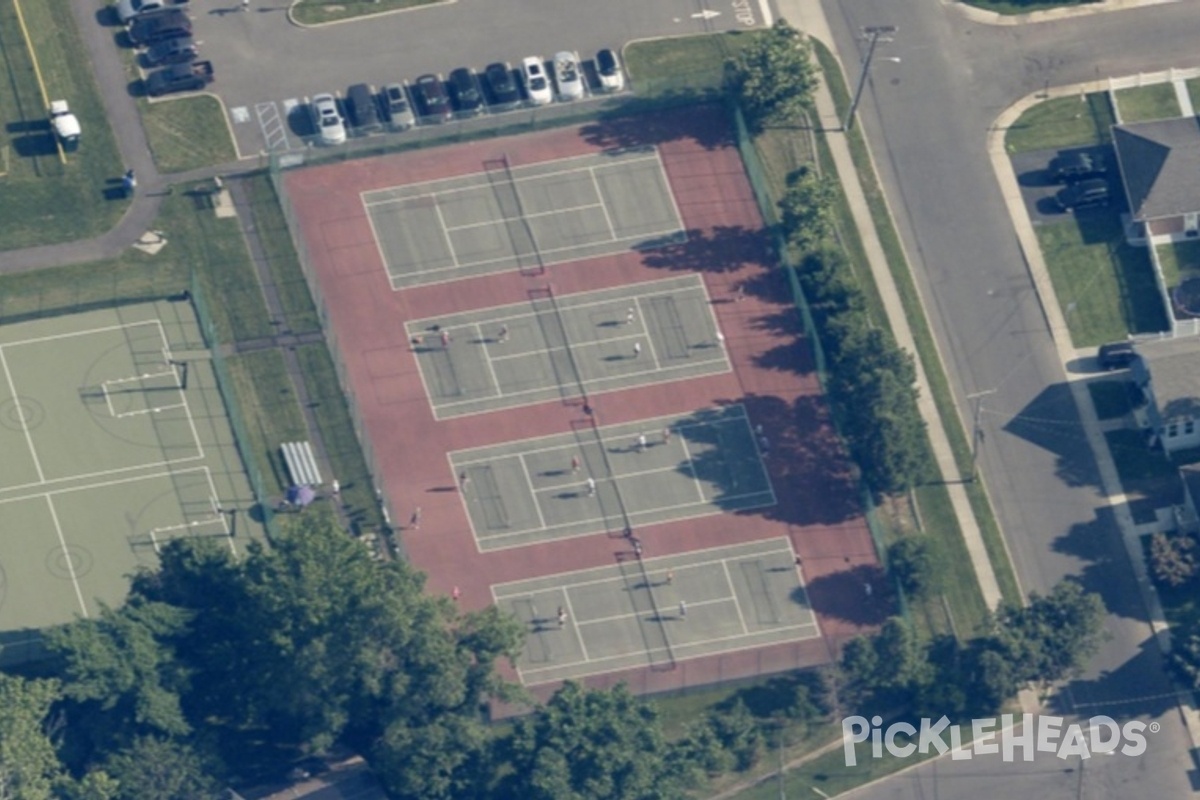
top-left (255, 101), bottom-right (291, 152)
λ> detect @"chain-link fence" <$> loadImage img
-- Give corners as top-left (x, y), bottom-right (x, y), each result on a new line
top-left (189, 269), bottom-right (277, 537)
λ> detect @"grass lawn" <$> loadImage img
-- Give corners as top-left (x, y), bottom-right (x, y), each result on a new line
top-left (1037, 214), bottom-right (1169, 347)
top-left (142, 95), bottom-right (238, 173)
top-left (0, 0), bottom-right (130, 249)
top-left (242, 174), bottom-right (322, 333)
top-left (1087, 380), bottom-right (1134, 420)
top-left (731, 734), bottom-right (930, 800)
top-left (1156, 240), bottom-right (1200, 289)
top-left (624, 32), bottom-right (757, 102)
top-left (1105, 429), bottom-right (1178, 495)
top-left (225, 350), bottom-right (309, 495)
top-left (290, 0), bottom-right (442, 25)
top-left (1188, 78), bottom-right (1200, 117)
top-left (1005, 93), bottom-right (1115, 154)
top-left (1114, 84), bottom-right (1181, 124)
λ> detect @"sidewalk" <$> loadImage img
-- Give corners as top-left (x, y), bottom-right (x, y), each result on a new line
top-left (778, 0), bottom-right (1006, 611)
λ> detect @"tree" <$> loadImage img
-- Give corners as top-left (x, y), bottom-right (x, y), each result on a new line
top-left (1168, 617), bottom-right (1200, 690)
top-left (372, 713), bottom-right (491, 800)
top-left (43, 598), bottom-right (193, 758)
top-left (502, 682), bottom-right (689, 800)
top-left (1149, 531), bottom-right (1198, 587)
top-left (779, 167), bottom-right (838, 253)
top-left (728, 19), bottom-right (819, 133)
top-left (0, 674), bottom-right (65, 800)
top-left (991, 581), bottom-right (1107, 688)
top-left (102, 737), bottom-right (221, 800)
top-left (888, 536), bottom-right (947, 599)
top-left (704, 701), bottom-right (762, 771)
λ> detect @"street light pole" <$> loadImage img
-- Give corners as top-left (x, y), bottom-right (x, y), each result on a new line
top-left (967, 388), bottom-right (997, 482)
top-left (843, 25), bottom-right (897, 132)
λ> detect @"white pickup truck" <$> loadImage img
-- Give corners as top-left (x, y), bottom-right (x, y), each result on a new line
top-left (115, 0), bottom-right (189, 24)
top-left (49, 100), bottom-right (80, 150)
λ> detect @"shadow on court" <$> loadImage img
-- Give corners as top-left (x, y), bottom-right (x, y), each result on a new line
top-left (802, 563), bottom-right (892, 626)
top-left (640, 226), bottom-right (772, 273)
top-left (580, 105), bottom-right (734, 151)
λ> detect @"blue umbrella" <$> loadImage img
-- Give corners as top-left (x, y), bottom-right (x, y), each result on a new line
top-left (287, 484), bottom-right (316, 507)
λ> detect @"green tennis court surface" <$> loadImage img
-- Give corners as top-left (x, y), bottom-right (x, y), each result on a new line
top-left (0, 300), bottom-right (263, 666)
top-left (493, 537), bottom-right (818, 685)
top-left (450, 404), bottom-right (775, 552)
top-left (364, 147), bottom-right (686, 289)
top-left (407, 274), bottom-right (729, 419)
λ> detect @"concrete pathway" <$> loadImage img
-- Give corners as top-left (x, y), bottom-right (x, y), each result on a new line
top-left (779, 0), bottom-right (1006, 611)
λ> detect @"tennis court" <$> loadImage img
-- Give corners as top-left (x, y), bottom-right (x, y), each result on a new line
top-left (363, 147), bottom-right (686, 289)
top-left (0, 300), bottom-right (262, 665)
top-left (450, 404), bottom-right (775, 551)
top-left (494, 537), bottom-right (817, 684)
top-left (405, 275), bottom-right (729, 419)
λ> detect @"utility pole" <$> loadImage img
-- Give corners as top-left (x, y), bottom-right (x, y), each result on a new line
top-left (967, 388), bottom-right (997, 482)
top-left (844, 25), bottom-right (897, 132)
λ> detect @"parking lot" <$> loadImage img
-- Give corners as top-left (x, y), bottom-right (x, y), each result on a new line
top-left (134, 0), bottom-right (772, 155)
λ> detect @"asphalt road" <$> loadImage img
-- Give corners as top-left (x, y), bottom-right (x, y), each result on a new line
top-left (179, 0), bottom-right (771, 154)
top-left (820, 0), bottom-right (1200, 796)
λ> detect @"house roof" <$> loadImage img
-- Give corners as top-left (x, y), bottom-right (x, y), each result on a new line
top-left (1112, 117), bottom-right (1200, 221)
top-left (1135, 336), bottom-right (1200, 422)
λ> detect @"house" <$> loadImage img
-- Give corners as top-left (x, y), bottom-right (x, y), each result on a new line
top-left (1129, 336), bottom-right (1200, 453)
top-left (1112, 116), bottom-right (1200, 241)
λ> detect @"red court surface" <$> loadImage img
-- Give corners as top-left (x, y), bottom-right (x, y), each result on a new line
top-left (283, 105), bottom-right (888, 699)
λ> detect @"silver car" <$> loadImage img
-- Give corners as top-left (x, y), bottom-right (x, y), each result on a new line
top-left (382, 83), bottom-right (415, 131)
top-left (310, 93), bottom-right (346, 145)
top-left (553, 51), bottom-right (584, 101)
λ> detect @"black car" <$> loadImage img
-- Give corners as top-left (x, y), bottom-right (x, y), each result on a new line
top-left (145, 59), bottom-right (212, 97)
top-left (447, 68), bottom-right (483, 116)
top-left (483, 62), bottom-right (520, 108)
top-left (1053, 178), bottom-right (1109, 211)
top-left (345, 83), bottom-right (382, 133)
top-left (143, 35), bottom-right (197, 67)
top-left (128, 9), bottom-right (192, 46)
top-left (1097, 341), bottom-right (1138, 370)
top-left (1048, 152), bottom-right (1106, 183)
top-left (413, 74), bottom-right (452, 123)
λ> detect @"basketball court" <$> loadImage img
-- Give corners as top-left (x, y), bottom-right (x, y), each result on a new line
top-left (494, 537), bottom-right (818, 684)
top-left (0, 300), bottom-right (262, 664)
top-left (363, 147), bottom-right (686, 289)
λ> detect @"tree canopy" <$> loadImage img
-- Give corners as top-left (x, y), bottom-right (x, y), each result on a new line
top-left (728, 19), bottom-right (819, 133)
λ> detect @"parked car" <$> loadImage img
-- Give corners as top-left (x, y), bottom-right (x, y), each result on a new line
top-left (143, 35), bottom-right (197, 67)
top-left (596, 48), bottom-right (625, 92)
top-left (381, 83), bottom-right (415, 130)
top-left (1053, 178), bottom-right (1109, 211)
top-left (128, 9), bottom-right (192, 46)
top-left (116, 0), bottom-right (188, 24)
top-left (521, 56), bottom-right (552, 106)
top-left (1097, 341), bottom-right (1138, 371)
top-left (345, 83), bottom-right (383, 133)
top-left (483, 62), bottom-right (520, 108)
top-left (553, 51), bottom-right (584, 101)
top-left (1049, 152), bottom-right (1106, 183)
top-left (310, 93), bottom-right (346, 145)
top-left (447, 67), bottom-right (483, 116)
top-left (48, 100), bottom-right (80, 150)
top-left (413, 74), bottom-right (452, 122)
top-left (145, 59), bottom-right (212, 96)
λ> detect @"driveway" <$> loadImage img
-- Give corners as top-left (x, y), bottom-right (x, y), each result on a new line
top-left (168, 0), bottom-right (772, 155)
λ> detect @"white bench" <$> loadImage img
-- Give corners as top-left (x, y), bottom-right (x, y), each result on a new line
top-left (281, 441), bottom-right (322, 487)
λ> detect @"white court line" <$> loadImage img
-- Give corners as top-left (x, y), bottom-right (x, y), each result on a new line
top-left (652, 150), bottom-right (687, 232)
top-left (695, 274), bottom-right (733, 374)
top-left (492, 539), bottom-right (795, 595)
top-left (453, 408), bottom-right (751, 464)
top-left (0, 347), bottom-right (45, 483)
top-left (530, 462), bottom-right (686, 494)
top-left (0, 319), bottom-right (160, 350)
top-left (0, 466), bottom-right (213, 506)
top-left (633, 297), bottom-right (661, 370)
top-left (589, 166), bottom-right (617, 240)
top-left (516, 453), bottom-right (548, 530)
top-left (478, 487), bottom-right (776, 543)
top-left (362, 153), bottom-right (663, 205)
top-left (561, 587), bottom-right (590, 662)
top-left (676, 434), bottom-right (708, 502)
top-left (448, 452), bottom-right (484, 549)
top-left (200, 467), bottom-right (237, 556)
top-left (162, 337), bottom-right (207, 464)
top-left (473, 323), bottom-right (502, 396)
top-left (442, 201), bottom-right (608, 233)
top-left (519, 619), bottom-right (817, 678)
top-left (487, 328), bottom-right (650, 363)
top-left (0, 455), bottom-right (204, 499)
top-left (579, 595), bottom-right (731, 628)
top-left (722, 561), bottom-right (750, 635)
top-left (430, 196), bottom-right (461, 268)
top-left (101, 382), bottom-right (116, 418)
top-left (388, 226), bottom-right (685, 280)
top-left (113, 402), bottom-right (187, 419)
top-left (45, 496), bottom-right (88, 618)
